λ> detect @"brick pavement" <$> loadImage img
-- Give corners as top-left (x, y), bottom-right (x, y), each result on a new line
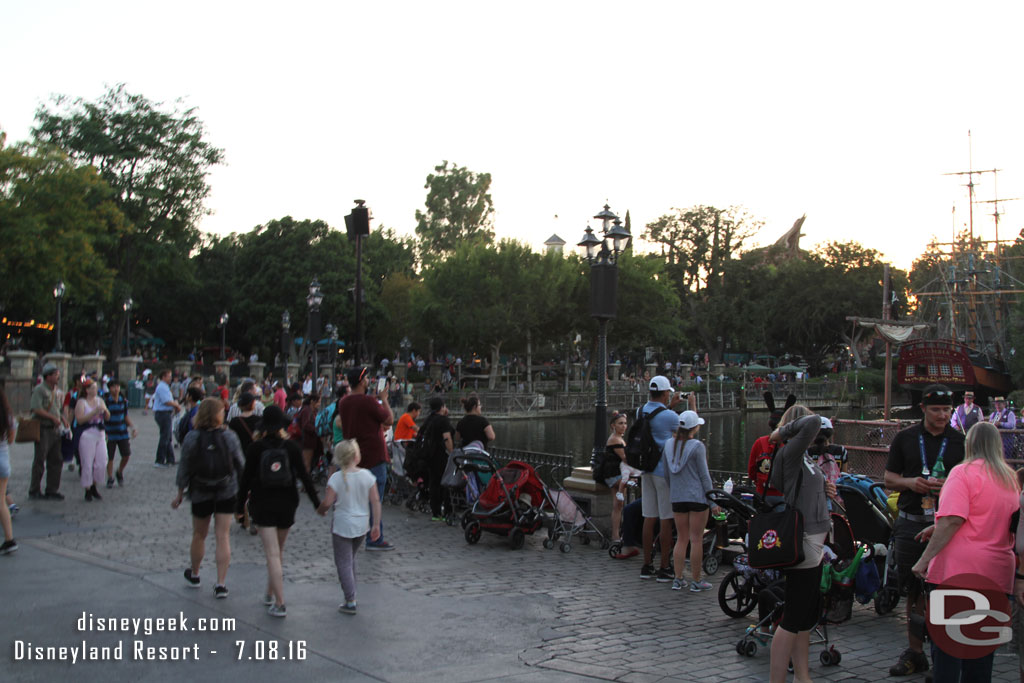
top-left (3, 408), bottom-right (1020, 682)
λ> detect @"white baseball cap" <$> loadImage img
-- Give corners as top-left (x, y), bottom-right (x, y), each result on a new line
top-left (649, 375), bottom-right (672, 392)
top-left (679, 410), bottom-right (705, 430)
top-left (820, 417), bottom-right (833, 430)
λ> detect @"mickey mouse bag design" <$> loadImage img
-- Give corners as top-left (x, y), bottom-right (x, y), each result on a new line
top-left (747, 448), bottom-right (805, 569)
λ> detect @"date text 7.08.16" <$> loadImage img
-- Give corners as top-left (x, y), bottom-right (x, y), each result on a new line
top-left (235, 640), bottom-right (307, 660)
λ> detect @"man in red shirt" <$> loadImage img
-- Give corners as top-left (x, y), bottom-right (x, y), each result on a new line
top-left (337, 366), bottom-right (395, 550)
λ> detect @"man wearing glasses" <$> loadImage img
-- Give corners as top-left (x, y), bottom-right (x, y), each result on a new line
top-left (950, 391), bottom-right (983, 434)
top-left (883, 384), bottom-right (965, 677)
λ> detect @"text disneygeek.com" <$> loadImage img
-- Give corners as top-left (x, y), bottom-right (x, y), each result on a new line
top-left (11, 611), bottom-right (308, 663)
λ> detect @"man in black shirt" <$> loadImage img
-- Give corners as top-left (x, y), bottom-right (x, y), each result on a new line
top-left (421, 397), bottom-right (455, 522)
top-left (883, 384), bottom-right (965, 677)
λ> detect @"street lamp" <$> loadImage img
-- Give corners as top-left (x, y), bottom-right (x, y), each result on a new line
top-left (281, 309), bottom-right (291, 383)
top-left (52, 281), bottom-right (66, 352)
top-left (123, 297), bottom-right (133, 357)
top-left (306, 277), bottom-right (323, 390)
top-left (400, 336), bottom-right (411, 363)
top-left (96, 310), bottom-right (104, 355)
top-left (218, 311), bottom-right (229, 360)
top-left (578, 204), bottom-right (630, 468)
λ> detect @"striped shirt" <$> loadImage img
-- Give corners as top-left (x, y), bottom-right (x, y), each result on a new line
top-left (106, 395), bottom-right (129, 441)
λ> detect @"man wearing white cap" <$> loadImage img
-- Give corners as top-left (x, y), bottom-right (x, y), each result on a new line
top-left (638, 375), bottom-right (684, 581)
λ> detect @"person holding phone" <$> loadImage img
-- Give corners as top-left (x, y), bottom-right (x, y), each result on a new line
top-left (336, 367), bottom-right (395, 551)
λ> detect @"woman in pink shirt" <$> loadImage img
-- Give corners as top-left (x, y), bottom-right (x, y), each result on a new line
top-left (912, 421), bottom-right (1020, 681)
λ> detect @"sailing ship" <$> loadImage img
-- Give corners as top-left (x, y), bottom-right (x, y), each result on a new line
top-left (896, 151), bottom-right (1019, 401)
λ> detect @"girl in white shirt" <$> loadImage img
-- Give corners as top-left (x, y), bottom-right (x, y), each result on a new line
top-left (317, 440), bottom-right (381, 614)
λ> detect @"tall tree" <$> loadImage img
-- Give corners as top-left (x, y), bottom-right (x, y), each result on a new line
top-left (414, 161), bottom-right (494, 263)
top-left (32, 84), bottom-right (224, 352)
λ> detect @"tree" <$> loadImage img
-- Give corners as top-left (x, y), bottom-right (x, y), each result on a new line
top-left (32, 84), bottom-right (224, 353)
top-left (414, 161), bottom-right (494, 263)
top-left (0, 135), bottom-right (126, 326)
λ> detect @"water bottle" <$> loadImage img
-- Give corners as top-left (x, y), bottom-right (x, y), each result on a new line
top-left (724, 477), bottom-right (734, 494)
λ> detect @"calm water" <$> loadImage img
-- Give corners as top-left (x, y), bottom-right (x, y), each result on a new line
top-left (493, 407), bottom-right (874, 472)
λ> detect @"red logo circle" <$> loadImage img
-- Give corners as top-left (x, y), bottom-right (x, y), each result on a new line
top-left (270, 462), bottom-right (281, 472)
top-left (926, 572), bottom-right (1011, 659)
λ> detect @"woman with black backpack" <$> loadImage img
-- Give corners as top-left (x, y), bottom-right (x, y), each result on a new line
top-left (237, 405), bottom-right (320, 618)
top-left (172, 398), bottom-right (246, 600)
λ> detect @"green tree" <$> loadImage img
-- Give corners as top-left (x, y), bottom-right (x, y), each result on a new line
top-left (0, 135), bottom-right (127, 327)
top-left (32, 84), bottom-right (224, 353)
top-left (414, 161), bottom-right (494, 263)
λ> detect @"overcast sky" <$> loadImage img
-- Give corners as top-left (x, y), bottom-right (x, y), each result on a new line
top-left (3, 1), bottom-right (1022, 270)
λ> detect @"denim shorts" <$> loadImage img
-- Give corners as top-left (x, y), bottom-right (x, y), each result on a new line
top-left (0, 442), bottom-right (9, 478)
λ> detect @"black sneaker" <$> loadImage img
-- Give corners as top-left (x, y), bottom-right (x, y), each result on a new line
top-left (106, 477), bottom-right (115, 489)
top-left (214, 584), bottom-right (229, 599)
top-left (640, 564), bottom-right (655, 579)
top-left (655, 567), bottom-right (674, 583)
top-left (115, 472), bottom-right (124, 486)
top-left (43, 492), bottom-right (64, 501)
top-left (889, 648), bottom-right (928, 676)
top-left (0, 540), bottom-right (18, 555)
top-left (184, 568), bottom-right (200, 588)
top-left (28, 490), bottom-right (42, 500)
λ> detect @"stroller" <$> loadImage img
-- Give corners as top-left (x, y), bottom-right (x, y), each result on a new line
top-left (734, 514), bottom-right (864, 667)
top-left (836, 476), bottom-right (898, 614)
top-left (705, 486), bottom-right (760, 579)
top-left (463, 458), bottom-right (547, 550)
top-left (544, 483), bottom-right (610, 553)
top-left (441, 443), bottom-right (494, 526)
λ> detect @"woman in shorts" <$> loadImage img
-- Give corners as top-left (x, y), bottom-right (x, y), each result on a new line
top-left (665, 410), bottom-right (715, 592)
top-left (238, 406), bottom-right (320, 617)
top-left (172, 398), bottom-right (245, 599)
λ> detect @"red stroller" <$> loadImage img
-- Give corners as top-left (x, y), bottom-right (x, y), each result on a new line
top-left (463, 459), bottom-right (547, 550)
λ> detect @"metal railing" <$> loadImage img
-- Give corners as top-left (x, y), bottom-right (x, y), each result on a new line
top-left (489, 447), bottom-right (574, 486)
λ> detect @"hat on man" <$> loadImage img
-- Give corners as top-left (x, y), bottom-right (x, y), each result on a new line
top-left (921, 384), bottom-right (954, 406)
top-left (679, 410), bottom-right (705, 430)
top-left (994, 396), bottom-right (1007, 403)
top-left (346, 366), bottom-right (369, 387)
top-left (649, 375), bottom-right (672, 392)
top-left (41, 362), bottom-right (59, 377)
top-left (260, 405), bottom-right (289, 433)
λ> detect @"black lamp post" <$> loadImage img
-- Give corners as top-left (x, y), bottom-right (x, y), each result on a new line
top-left (219, 312), bottom-right (229, 360)
top-left (281, 309), bottom-right (291, 383)
top-left (96, 310), bottom-right (104, 354)
top-left (578, 204), bottom-right (631, 467)
top-left (400, 336), bottom-right (411, 363)
top-left (123, 297), bottom-right (133, 357)
top-left (53, 281), bottom-right (66, 352)
top-left (306, 277), bottom-right (323, 390)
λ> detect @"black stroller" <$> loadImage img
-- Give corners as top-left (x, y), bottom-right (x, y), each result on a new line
top-left (836, 479), bottom-right (898, 614)
top-left (440, 444), bottom-right (494, 526)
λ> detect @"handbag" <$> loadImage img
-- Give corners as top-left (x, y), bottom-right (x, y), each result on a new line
top-left (747, 446), bottom-right (805, 569)
top-left (15, 418), bottom-right (41, 443)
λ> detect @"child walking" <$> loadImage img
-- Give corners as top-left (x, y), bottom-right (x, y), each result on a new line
top-left (317, 439), bottom-right (381, 615)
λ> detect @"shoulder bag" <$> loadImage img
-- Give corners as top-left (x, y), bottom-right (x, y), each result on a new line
top-left (747, 444), bottom-right (805, 569)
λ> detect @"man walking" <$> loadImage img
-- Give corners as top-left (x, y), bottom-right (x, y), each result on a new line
top-left (29, 363), bottom-right (68, 500)
top-left (883, 384), bottom-right (965, 676)
top-left (152, 368), bottom-right (181, 468)
top-left (336, 366), bottom-right (395, 550)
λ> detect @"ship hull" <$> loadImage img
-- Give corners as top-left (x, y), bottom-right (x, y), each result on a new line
top-left (897, 339), bottom-right (1012, 402)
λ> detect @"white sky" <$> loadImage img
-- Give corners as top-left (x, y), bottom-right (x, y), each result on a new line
top-left (3, 1), bottom-right (1022, 271)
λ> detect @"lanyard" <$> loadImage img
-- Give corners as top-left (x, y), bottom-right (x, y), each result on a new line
top-left (918, 434), bottom-right (948, 476)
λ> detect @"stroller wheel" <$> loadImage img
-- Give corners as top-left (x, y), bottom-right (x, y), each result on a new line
top-left (465, 522), bottom-right (482, 545)
top-left (718, 569), bottom-right (757, 618)
top-left (607, 540), bottom-right (623, 558)
top-left (460, 511), bottom-right (472, 529)
top-left (735, 640), bottom-right (745, 656)
top-left (743, 640), bottom-right (757, 657)
top-left (832, 650), bottom-right (841, 665)
top-left (405, 495), bottom-right (417, 511)
top-left (560, 542), bottom-right (572, 553)
top-left (819, 650), bottom-right (833, 666)
top-left (874, 586), bottom-right (900, 615)
top-left (702, 553), bottom-right (721, 576)
top-left (445, 513), bottom-right (456, 527)
top-left (543, 537), bottom-right (555, 550)
top-left (510, 528), bottom-right (525, 550)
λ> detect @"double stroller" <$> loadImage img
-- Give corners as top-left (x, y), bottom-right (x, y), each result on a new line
top-left (440, 442), bottom-right (493, 525)
top-left (461, 457), bottom-right (548, 549)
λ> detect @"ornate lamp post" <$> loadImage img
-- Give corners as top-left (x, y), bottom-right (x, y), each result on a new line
top-left (96, 310), bottom-right (104, 354)
top-left (123, 297), bottom-right (133, 357)
top-left (281, 309), bottom-right (291, 382)
top-left (578, 204), bottom-right (631, 467)
top-left (53, 281), bottom-right (66, 352)
top-left (306, 277), bottom-right (323, 388)
top-left (219, 311), bottom-right (229, 360)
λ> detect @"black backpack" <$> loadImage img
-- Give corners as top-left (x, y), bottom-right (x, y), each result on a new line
top-left (190, 430), bottom-right (233, 494)
top-left (404, 414), bottom-right (437, 481)
top-left (625, 405), bottom-right (667, 472)
top-left (259, 443), bottom-right (294, 489)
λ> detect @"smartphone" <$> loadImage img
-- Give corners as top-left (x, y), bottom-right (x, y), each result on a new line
top-left (377, 377), bottom-right (387, 394)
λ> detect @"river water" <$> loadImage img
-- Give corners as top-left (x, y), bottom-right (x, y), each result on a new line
top-left (493, 406), bottom-right (877, 472)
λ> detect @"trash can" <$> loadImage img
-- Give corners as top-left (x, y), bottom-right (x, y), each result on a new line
top-left (127, 383), bottom-right (145, 409)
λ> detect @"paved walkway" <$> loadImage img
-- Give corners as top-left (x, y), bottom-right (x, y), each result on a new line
top-left (1, 409), bottom-right (1018, 681)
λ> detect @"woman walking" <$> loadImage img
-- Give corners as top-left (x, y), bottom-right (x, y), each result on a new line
top-left (912, 421), bottom-right (1020, 682)
top-left (766, 405), bottom-right (834, 683)
top-left (0, 385), bottom-right (17, 554)
top-left (317, 439), bottom-right (381, 615)
top-left (172, 398), bottom-right (245, 599)
top-left (238, 405), bottom-right (320, 617)
top-left (75, 378), bottom-right (110, 501)
top-left (665, 410), bottom-right (715, 592)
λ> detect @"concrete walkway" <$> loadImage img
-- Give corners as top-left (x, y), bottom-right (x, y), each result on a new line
top-left (1, 409), bottom-right (1017, 682)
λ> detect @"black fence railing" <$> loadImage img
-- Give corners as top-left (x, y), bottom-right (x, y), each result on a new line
top-left (489, 447), bottom-right (574, 487)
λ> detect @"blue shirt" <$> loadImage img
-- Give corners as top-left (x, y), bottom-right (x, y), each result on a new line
top-left (641, 400), bottom-right (680, 477)
top-left (106, 395), bottom-right (129, 441)
top-left (153, 381), bottom-right (174, 412)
